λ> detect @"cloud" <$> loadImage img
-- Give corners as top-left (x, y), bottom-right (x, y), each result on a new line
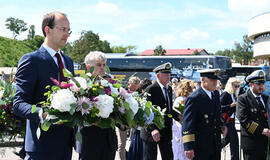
top-left (217, 39), bottom-right (225, 45)
top-left (115, 23), bottom-right (142, 33)
top-left (180, 28), bottom-right (210, 41)
top-left (94, 1), bottom-right (121, 16)
top-left (99, 33), bottom-right (120, 42)
top-left (144, 33), bottom-right (176, 48)
top-left (228, 0), bottom-right (270, 16)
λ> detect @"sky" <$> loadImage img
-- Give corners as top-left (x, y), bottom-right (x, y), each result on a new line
top-left (1, 0), bottom-right (270, 54)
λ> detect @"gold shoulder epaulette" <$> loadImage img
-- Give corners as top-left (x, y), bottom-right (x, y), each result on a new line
top-left (183, 134), bottom-right (195, 143)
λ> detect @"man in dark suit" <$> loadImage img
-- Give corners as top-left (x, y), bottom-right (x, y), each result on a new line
top-left (13, 11), bottom-right (74, 160)
top-left (140, 62), bottom-right (180, 160)
top-left (236, 70), bottom-right (270, 160)
top-left (182, 69), bottom-right (226, 160)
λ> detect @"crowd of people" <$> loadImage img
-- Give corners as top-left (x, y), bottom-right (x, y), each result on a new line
top-left (7, 10), bottom-right (270, 160)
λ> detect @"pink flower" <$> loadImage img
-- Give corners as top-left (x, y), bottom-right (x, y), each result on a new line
top-left (50, 77), bottom-right (73, 88)
top-left (119, 87), bottom-right (130, 99)
top-left (118, 100), bottom-right (126, 114)
top-left (76, 97), bottom-right (93, 115)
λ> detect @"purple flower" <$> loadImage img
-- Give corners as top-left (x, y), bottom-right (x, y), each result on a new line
top-left (76, 97), bottom-right (93, 115)
top-left (119, 87), bottom-right (130, 99)
top-left (104, 87), bottom-right (112, 95)
top-left (107, 78), bottom-right (117, 84)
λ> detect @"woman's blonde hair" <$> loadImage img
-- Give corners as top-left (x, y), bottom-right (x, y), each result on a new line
top-left (224, 77), bottom-right (240, 94)
top-left (176, 79), bottom-right (194, 97)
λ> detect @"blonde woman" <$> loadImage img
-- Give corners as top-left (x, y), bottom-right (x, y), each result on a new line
top-left (220, 77), bottom-right (240, 160)
top-left (172, 79), bottom-right (194, 160)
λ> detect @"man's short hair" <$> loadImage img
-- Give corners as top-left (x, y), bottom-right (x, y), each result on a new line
top-left (42, 11), bottom-right (67, 37)
top-left (84, 51), bottom-right (107, 66)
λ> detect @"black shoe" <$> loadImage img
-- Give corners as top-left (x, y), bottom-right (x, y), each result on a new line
top-left (13, 151), bottom-right (26, 159)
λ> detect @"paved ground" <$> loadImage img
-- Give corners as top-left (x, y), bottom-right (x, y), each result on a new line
top-left (0, 121), bottom-right (242, 160)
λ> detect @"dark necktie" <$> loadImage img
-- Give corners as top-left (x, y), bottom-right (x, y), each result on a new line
top-left (55, 53), bottom-right (67, 82)
top-left (256, 97), bottom-right (265, 109)
top-left (211, 92), bottom-right (215, 101)
top-left (163, 87), bottom-right (171, 112)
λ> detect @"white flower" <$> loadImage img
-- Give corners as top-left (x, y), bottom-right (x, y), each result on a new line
top-left (109, 83), bottom-right (119, 95)
top-left (70, 77), bottom-right (87, 91)
top-left (95, 94), bottom-right (114, 118)
top-left (100, 79), bottom-right (109, 87)
top-left (126, 96), bottom-right (139, 115)
top-left (50, 89), bottom-right (77, 112)
top-left (0, 90), bottom-right (4, 99)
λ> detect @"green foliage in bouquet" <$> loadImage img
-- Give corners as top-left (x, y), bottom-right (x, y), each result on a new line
top-left (0, 74), bottom-right (26, 140)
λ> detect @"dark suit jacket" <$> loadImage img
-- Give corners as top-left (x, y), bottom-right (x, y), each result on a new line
top-left (220, 91), bottom-right (236, 120)
top-left (140, 82), bottom-right (179, 142)
top-left (13, 46), bottom-right (75, 158)
top-left (182, 87), bottom-right (222, 159)
top-left (236, 90), bottom-right (269, 150)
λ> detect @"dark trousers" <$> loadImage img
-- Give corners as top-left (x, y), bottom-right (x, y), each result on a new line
top-left (79, 150), bottom-right (115, 160)
top-left (226, 122), bottom-right (239, 160)
top-left (243, 149), bottom-right (266, 160)
top-left (142, 139), bottom-right (173, 160)
top-left (26, 151), bottom-right (72, 160)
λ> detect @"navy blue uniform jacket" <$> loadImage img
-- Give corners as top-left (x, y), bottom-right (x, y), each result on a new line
top-left (182, 87), bottom-right (222, 158)
top-left (13, 46), bottom-right (75, 158)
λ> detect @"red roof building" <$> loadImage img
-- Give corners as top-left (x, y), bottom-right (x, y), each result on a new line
top-left (139, 48), bottom-right (208, 56)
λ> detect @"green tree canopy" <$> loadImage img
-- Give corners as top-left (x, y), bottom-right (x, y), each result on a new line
top-left (0, 36), bottom-right (33, 67)
top-left (5, 17), bottom-right (28, 39)
top-left (111, 45), bottom-right (137, 53)
top-left (215, 35), bottom-right (253, 65)
top-left (153, 45), bottom-right (166, 56)
top-left (69, 31), bottom-right (112, 63)
top-left (192, 50), bottom-right (200, 55)
top-left (27, 25), bottom-right (35, 40)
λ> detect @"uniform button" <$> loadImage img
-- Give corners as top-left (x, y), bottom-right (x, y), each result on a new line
top-left (214, 119), bottom-right (216, 122)
top-left (214, 133), bottom-right (216, 136)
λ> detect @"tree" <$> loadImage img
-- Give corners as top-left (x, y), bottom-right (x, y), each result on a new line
top-left (111, 45), bottom-right (137, 53)
top-left (192, 50), bottom-right (200, 55)
top-left (153, 45), bottom-right (166, 56)
top-left (231, 35), bottom-right (253, 65)
top-left (27, 25), bottom-right (35, 39)
top-left (215, 49), bottom-right (232, 59)
top-left (215, 35), bottom-right (253, 65)
top-left (70, 31), bottom-right (112, 63)
top-left (24, 35), bottom-right (45, 50)
top-left (5, 17), bottom-right (28, 39)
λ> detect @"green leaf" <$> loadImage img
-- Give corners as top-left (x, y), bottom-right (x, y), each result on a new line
top-left (51, 86), bottom-right (60, 92)
top-left (167, 114), bottom-right (172, 118)
top-left (69, 103), bottom-right (77, 115)
top-left (75, 132), bottom-right (82, 144)
top-left (80, 74), bottom-right (88, 79)
top-left (41, 121), bottom-right (51, 131)
top-left (98, 118), bottom-right (112, 128)
top-left (145, 101), bottom-right (152, 108)
top-left (89, 66), bottom-right (95, 73)
top-left (63, 68), bottom-right (73, 78)
top-left (32, 105), bottom-right (37, 113)
top-left (105, 65), bottom-right (111, 74)
top-left (113, 83), bottom-right (122, 89)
